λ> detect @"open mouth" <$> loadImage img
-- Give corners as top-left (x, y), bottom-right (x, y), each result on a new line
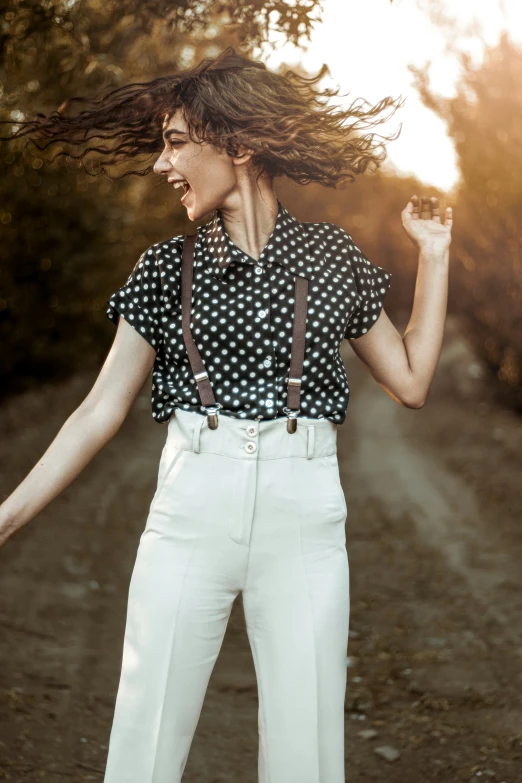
top-left (171, 179), bottom-right (190, 192)
top-left (171, 179), bottom-right (192, 203)
top-left (180, 181), bottom-right (192, 203)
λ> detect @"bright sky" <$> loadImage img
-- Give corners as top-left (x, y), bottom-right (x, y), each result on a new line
top-left (256, 0), bottom-right (522, 193)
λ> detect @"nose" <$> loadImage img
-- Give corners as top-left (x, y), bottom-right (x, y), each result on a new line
top-left (153, 150), bottom-right (171, 176)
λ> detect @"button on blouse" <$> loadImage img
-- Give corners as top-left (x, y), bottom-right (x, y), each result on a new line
top-left (105, 198), bottom-right (392, 424)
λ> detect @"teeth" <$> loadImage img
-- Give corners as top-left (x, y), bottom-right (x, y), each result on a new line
top-left (173, 180), bottom-right (188, 189)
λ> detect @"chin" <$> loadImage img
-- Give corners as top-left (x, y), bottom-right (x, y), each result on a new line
top-left (186, 200), bottom-right (214, 222)
top-left (182, 203), bottom-right (196, 220)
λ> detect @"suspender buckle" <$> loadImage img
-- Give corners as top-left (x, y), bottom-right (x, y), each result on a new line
top-left (204, 403), bottom-right (222, 430)
top-left (283, 407), bottom-right (299, 434)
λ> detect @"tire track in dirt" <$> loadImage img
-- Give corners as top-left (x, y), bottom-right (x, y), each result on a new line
top-left (336, 323), bottom-right (522, 781)
top-left (348, 365), bottom-right (520, 642)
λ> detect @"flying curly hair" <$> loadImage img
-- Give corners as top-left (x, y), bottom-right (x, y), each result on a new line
top-left (0, 45), bottom-right (405, 187)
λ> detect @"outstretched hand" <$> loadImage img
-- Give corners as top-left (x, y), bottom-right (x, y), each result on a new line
top-left (401, 195), bottom-right (453, 254)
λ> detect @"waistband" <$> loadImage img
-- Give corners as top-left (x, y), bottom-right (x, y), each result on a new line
top-left (166, 409), bottom-right (338, 460)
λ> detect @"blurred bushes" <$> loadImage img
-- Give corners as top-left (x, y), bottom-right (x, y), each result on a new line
top-left (0, 145), bottom-right (156, 391)
top-left (411, 31), bottom-right (522, 410)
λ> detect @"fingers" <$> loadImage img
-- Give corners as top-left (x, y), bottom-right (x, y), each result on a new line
top-left (429, 196), bottom-right (441, 223)
top-left (407, 195), bottom-right (452, 225)
top-left (421, 196), bottom-right (432, 220)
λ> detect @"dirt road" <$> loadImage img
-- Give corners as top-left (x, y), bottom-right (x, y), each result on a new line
top-left (1, 315), bottom-right (521, 782)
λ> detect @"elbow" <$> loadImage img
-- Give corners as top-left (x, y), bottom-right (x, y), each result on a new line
top-left (404, 397), bottom-right (426, 409)
top-left (400, 388), bottom-right (427, 409)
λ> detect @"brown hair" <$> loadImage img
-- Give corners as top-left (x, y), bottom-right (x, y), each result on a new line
top-left (1, 46), bottom-right (405, 187)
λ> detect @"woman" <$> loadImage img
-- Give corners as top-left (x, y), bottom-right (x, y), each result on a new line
top-left (0, 47), bottom-right (452, 782)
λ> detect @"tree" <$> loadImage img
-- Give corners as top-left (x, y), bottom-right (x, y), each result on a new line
top-left (410, 30), bottom-right (522, 407)
top-left (0, 1), bottom-right (325, 394)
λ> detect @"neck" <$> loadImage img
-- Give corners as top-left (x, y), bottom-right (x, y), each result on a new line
top-left (217, 181), bottom-right (279, 263)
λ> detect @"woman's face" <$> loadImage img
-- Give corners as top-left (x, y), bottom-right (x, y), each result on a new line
top-left (153, 108), bottom-right (247, 221)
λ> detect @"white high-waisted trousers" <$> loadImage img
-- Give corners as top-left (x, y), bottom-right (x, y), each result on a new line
top-left (103, 408), bottom-right (350, 783)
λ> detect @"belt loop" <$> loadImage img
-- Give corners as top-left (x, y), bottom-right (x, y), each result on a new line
top-left (192, 415), bottom-right (205, 454)
top-left (306, 425), bottom-right (315, 460)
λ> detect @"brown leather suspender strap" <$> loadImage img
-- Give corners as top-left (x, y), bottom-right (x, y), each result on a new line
top-left (181, 234), bottom-right (308, 433)
top-left (181, 233), bottom-right (221, 429)
top-left (284, 275), bottom-right (309, 432)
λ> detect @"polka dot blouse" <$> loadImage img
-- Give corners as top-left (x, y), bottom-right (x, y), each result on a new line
top-left (105, 198), bottom-right (392, 424)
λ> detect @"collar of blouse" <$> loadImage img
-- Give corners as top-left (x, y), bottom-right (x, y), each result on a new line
top-left (154, 198), bottom-right (329, 303)
top-left (202, 198), bottom-right (322, 281)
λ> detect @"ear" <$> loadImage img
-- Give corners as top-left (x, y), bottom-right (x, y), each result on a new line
top-left (231, 143), bottom-right (255, 166)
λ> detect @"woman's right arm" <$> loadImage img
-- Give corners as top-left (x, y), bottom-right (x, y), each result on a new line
top-left (0, 317), bottom-right (157, 547)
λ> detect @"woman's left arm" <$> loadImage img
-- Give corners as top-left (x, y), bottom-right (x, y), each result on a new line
top-left (348, 195), bottom-right (453, 409)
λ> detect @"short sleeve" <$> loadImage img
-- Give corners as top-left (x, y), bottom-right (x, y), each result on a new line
top-left (106, 246), bottom-right (163, 350)
top-left (344, 236), bottom-right (392, 340)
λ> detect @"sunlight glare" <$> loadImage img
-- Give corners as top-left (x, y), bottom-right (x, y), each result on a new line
top-left (257, 0), bottom-right (522, 192)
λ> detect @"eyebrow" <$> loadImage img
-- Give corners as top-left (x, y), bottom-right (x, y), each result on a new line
top-left (162, 129), bottom-right (189, 140)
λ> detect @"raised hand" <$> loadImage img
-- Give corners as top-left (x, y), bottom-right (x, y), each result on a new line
top-left (401, 195), bottom-right (453, 254)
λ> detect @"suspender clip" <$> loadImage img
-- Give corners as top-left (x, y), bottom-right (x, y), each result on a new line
top-left (204, 403), bottom-right (222, 430)
top-left (283, 407), bottom-right (299, 434)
